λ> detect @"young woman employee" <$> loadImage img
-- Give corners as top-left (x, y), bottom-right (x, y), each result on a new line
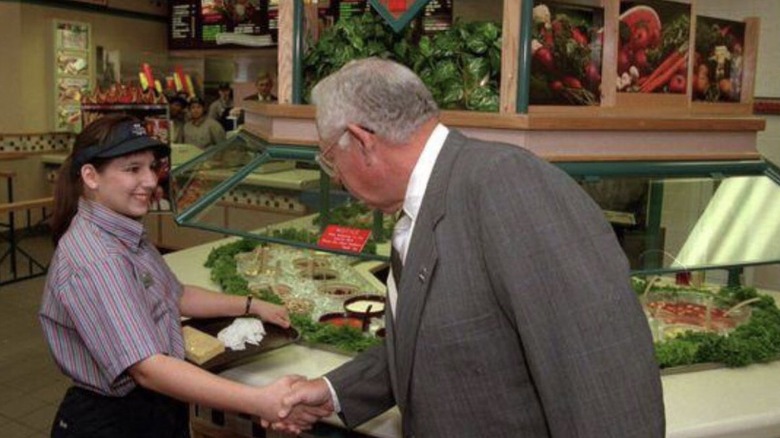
top-left (39, 115), bottom-right (322, 437)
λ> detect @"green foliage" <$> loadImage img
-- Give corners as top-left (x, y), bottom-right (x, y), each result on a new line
top-left (410, 21), bottom-right (501, 112)
top-left (647, 14), bottom-right (689, 65)
top-left (204, 239), bottom-right (260, 268)
top-left (266, 226), bottom-right (380, 256)
top-left (653, 286), bottom-right (780, 369)
top-left (269, 227), bottom-right (321, 245)
top-left (205, 239), bottom-right (261, 296)
top-left (291, 314), bottom-right (381, 353)
top-left (303, 14), bottom-right (501, 112)
top-left (248, 283), bottom-right (284, 306)
top-left (695, 21), bottom-right (740, 63)
top-left (303, 12), bottom-right (408, 101)
top-left (654, 337), bottom-right (700, 368)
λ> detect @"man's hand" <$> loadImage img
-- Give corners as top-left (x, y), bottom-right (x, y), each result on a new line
top-left (262, 378), bottom-right (334, 434)
top-left (252, 375), bottom-right (305, 423)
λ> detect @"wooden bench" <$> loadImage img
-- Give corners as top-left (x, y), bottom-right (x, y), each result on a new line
top-left (0, 197), bottom-right (54, 215)
top-left (0, 196), bottom-right (53, 286)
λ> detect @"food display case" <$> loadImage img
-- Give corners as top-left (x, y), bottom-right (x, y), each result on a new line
top-left (167, 153), bottom-right (780, 438)
top-left (169, 129), bottom-right (392, 261)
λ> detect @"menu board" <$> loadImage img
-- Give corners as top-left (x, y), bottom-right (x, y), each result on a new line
top-left (169, 0), bottom-right (273, 50)
top-left (423, 0), bottom-right (452, 33)
top-left (170, 0), bottom-right (198, 49)
top-left (335, 0), bottom-right (370, 21)
top-left (268, 0), bottom-right (279, 42)
top-left (53, 20), bottom-right (91, 132)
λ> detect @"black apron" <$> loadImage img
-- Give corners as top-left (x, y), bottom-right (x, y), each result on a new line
top-left (51, 386), bottom-right (190, 438)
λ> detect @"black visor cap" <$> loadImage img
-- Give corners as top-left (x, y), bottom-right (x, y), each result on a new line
top-left (73, 121), bottom-right (170, 172)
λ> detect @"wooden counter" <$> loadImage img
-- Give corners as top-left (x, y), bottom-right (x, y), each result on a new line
top-left (241, 102), bottom-right (766, 163)
top-left (165, 237), bottom-right (780, 438)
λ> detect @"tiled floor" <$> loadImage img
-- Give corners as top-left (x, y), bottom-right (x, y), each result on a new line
top-left (0, 234), bottom-right (62, 437)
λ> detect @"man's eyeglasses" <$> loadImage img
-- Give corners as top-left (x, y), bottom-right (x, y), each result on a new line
top-left (315, 136), bottom-right (340, 177)
top-left (314, 126), bottom-right (374, 177)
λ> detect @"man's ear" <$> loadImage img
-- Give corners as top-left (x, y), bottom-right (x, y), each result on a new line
top-left (346, 124), bottom-right (375, 155)
top-left (81, 164), bottom-right (100, 191)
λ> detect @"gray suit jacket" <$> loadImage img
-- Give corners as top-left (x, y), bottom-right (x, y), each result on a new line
top-left (326, 130), bottom-right (665, 437)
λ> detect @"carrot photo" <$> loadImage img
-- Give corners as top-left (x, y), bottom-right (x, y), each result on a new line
top-left (617, 0), bottom-right (691, 94)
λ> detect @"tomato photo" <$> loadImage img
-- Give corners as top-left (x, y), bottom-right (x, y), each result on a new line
top-left (617, 1), bottom-right (691, 94)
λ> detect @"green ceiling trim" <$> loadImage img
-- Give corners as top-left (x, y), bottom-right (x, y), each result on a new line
top-left (368, 0), bottom-right (432, 33)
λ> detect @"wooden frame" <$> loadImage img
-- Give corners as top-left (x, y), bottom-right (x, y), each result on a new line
top-left (260, 0), bottom-right (766, 163)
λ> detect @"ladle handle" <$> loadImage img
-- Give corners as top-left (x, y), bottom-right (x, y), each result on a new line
top-left (725, 297), bottom-right (762, 317)
top-left (361, 305), bottom-right (374, 332)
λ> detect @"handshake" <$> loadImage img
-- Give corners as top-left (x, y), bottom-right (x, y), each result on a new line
top-left (253, 375), bottom-right (335, 435)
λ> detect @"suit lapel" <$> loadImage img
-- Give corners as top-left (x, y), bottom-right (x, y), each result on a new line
top-left (384, 298), bottom-right (400, 407)
top-left (392, 130), bottom-right (466, 408)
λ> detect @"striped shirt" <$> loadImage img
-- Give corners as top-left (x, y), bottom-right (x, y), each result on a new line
top-left (40, 199), bottom-right (185, 396)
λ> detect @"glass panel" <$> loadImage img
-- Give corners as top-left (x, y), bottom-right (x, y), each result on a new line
top-left (581, 175), bottom-right (780, 274)
top-left (673, 176), bottom-right (780, 268)
top-left (170, 133), bottom-right (269, 220)
top-left (170, 131), bottom-right (391, 261)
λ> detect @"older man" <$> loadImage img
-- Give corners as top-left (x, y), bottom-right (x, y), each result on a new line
top-left (276, 58), bottom-right (665, 437)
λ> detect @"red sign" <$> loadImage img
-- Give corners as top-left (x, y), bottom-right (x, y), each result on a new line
top-left (318, 225), bottom-right (372, 253)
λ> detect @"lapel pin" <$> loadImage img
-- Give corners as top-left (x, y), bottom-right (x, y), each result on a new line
top-left (141, 272), bottom-right (153, 288)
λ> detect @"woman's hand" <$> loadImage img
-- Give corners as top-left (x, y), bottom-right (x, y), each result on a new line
top-left (252, 300), bottom-right (290, 328)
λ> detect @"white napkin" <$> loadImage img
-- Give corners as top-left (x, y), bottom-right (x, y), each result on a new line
top-left (217, 318), bottom-right (266, 351)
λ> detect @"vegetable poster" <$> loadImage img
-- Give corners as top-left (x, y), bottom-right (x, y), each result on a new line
top-left (530, 2), bottom-right (604, 106)
top-left (617, 0), bottom-right (691, 94)
top-left (693, 17), bottom-right (745, 103)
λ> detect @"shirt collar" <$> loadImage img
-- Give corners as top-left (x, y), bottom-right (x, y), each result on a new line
top-left (78, 198), bottom-right (146, 251)
top-left (402, 123), bottom-right (449, 221)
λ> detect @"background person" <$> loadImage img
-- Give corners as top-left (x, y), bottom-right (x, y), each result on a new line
top-left (168, 95), bottom-right (188, 143)
top-left (183, 96), bottom-right (226, 149)
top-left (274, 58), bottom-right (665, 437)
top-left (40, 115), bottom-right (327, 437)
top-left (230, 72), bottom-right (277, 127)
top-left (208, 82), bottom-right (234, 131)
top-left (243, 71), bottom-right (277, 102)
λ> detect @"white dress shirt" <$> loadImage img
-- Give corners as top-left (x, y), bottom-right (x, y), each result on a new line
top-left (324, 123), bottom-right (450, 412)
top-left (387, 123), bottom-right (449, 316)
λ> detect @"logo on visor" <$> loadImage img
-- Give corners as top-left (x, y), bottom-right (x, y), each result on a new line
top-left (131, 123), bottom-right (147, 137)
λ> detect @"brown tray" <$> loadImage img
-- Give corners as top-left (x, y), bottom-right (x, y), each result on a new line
top-left (182, 317), bottom-right (299, 373)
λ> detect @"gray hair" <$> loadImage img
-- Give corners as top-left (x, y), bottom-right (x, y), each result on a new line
top-left (310, 58), bottom-right (438, 147)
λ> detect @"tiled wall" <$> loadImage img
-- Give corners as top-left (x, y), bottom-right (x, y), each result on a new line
top-left (0, 133), bottom-right (73, 154)
top-left (221, 186), bottom-right (306, 214)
